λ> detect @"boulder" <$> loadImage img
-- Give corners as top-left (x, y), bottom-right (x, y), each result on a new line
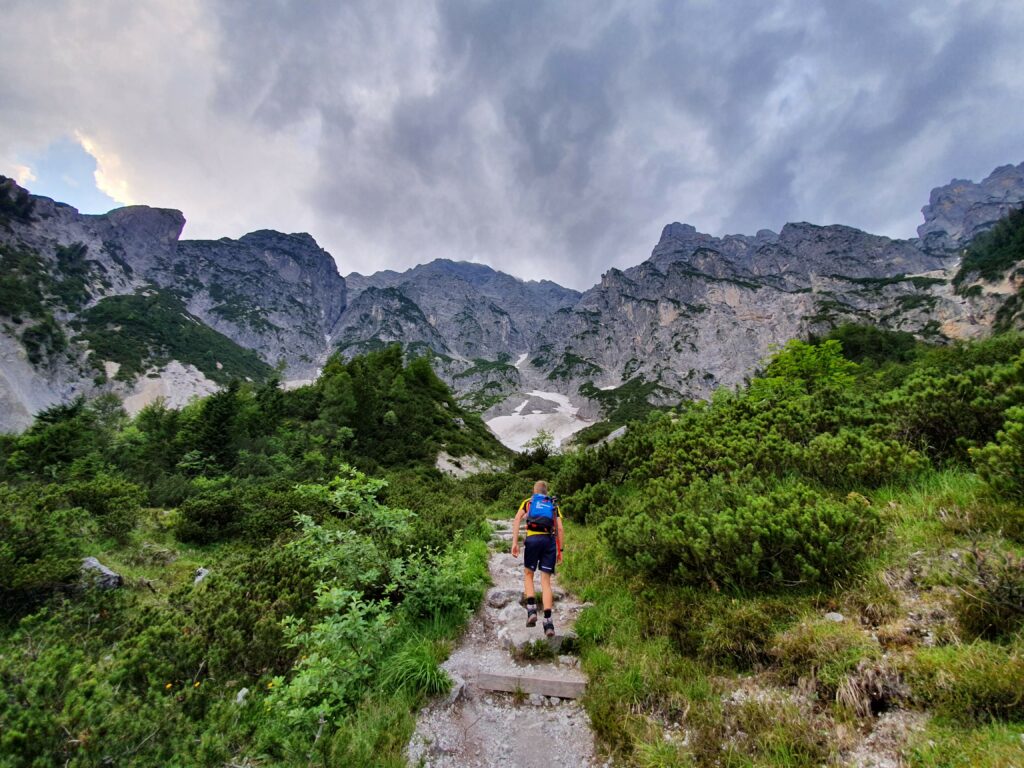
top-left (80, 557), bottom-right (123, 589)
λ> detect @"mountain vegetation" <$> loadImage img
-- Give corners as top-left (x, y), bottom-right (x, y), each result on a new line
top-left (2, 177), bottom-right (1024, 766)
top-left (0, 346), bottom-right (516, 766)
top-left (4, 322), bottom-right (1024, 765)
top-left (549, 328), bottom-right (1024, 766)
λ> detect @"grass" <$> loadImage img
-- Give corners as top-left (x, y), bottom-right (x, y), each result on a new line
top-left (903, 641), bottom-right (1024, 722)
top-left (379, 637), bottom-right (453, 696)
top-left (908, 719), bottom-right (1024, 767)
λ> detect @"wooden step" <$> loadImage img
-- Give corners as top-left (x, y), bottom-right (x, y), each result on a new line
top-left (476, 672), bottom-right (586, 699)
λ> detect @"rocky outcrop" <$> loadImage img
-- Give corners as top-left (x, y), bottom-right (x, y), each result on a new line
top-left (918, 162), bottom-right (1024, 253)
top-left (344, 260), bottom-right (579, 360)
top-left (0, 178), bottom-right (348, 431)
top-left (80, 557), bottom-right (123, 589)
top-left (150, 230), bottom-right (347, 376)
top-left (526, 165), bottom-right (1024, 404)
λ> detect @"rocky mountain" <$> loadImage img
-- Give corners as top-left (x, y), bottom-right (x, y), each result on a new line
top-left (0, 178), bottom-right (346, 430)
top-left (1, 161), bottom-right (1023, 439)
top-left (523, 163), bottom-right (1024, 409)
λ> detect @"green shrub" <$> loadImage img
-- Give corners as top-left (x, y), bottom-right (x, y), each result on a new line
top-left (63, 472), bottom-right (144, 542)
top-left (821, 323), bottom-right (919, 366)
top-left (952, 549), bottom-right (1024, 641)
top-left (175, 488), bottom-right (244, 543)
top-left (904, 641), bottom-right (1024, 722)
top-left (971, 406), bottom-right (1024, 501)
top-left (0, 486), bottom-right (90, 608)
top-left (953, 206), bottom-right (1024, 286)
top-left (396, 540), bottom-right (489, 622)
top-left (603, 477), bottom-right (880, 591)
top-left (802, 430), bottom-right (928, 489)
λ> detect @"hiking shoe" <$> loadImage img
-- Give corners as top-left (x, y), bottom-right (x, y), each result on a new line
top-left (543, 619), bottom-right (555, 638)
top-left (526, 606), bottom-right (538, 627)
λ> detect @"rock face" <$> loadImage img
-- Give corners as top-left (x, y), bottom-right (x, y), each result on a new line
top-left (2, 161), bottom-right (1024, 436)
top-left (918, 162), bottom-right (1024, 253)
top-left (157, 230), bottom-right (347, 375)
top-left (0, 176), bottom-right (347, 431)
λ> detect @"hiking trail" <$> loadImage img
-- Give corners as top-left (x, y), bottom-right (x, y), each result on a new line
top-left (407, 518), bottom-right (603, 768)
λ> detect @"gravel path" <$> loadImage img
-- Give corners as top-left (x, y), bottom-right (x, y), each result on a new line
top-left (407, 520), bottom-right (603, 768)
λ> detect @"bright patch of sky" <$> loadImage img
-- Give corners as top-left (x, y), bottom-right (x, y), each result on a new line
top-left (7, 136), bottom-right (119, 214)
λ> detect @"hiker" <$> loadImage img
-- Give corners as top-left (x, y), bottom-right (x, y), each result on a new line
top-left (510, 480), bottom-right (564, 638)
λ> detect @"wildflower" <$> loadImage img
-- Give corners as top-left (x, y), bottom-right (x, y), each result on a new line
top-left (165, 683), bottom-right (173, 690)
top-left (193, 681), bottom-right (201, 688)
top-left (267, 681), bottom-right (274, 689)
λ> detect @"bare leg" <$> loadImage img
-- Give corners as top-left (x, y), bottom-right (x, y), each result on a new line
top-left (540, 571), bottom-right (553, 611)
top-left (523, 568), bottom-right (535, 601)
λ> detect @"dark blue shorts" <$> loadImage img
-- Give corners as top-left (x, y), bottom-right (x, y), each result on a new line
top-left (524, 535), bottom-right (557, 574)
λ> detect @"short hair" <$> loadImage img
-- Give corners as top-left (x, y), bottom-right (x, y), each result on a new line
top-left (533, 480), bottom-right (548, 494)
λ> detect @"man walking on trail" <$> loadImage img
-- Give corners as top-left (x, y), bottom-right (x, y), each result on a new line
top-left (511, 480), bottom-right (564, 638)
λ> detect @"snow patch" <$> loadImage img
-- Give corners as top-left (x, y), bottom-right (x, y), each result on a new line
top-left (515, 352), bottom-right (528, 368)
top-left (486, 390), bottom-right (594, 451)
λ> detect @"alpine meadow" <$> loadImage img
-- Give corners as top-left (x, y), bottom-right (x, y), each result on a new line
top-left (3, 2), bottom-right (1024, 767)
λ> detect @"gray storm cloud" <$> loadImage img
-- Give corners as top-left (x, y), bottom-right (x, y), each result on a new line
top-left (1, 0), bottom-right (1022, 288)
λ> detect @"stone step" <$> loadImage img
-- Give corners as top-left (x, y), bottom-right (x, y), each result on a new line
top-left (486, 587), bottom-right (566, 609)
top-left (497, 625), bottom-right (579, 655)
top-left (477, 671), bottom-right (586, 699)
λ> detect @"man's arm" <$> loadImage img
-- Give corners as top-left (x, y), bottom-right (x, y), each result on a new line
top-left (511, 504), bottom-right (525, 557)
top-left (556, 512), bottom-right (565, 563)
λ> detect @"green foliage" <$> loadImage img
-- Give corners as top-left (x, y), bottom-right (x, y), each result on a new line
top-left (0, 486), bottom-right (89, 609)
top-left (971, 405), bottom-right (1024, 501)
top-left (577, 377), bottom-right (673, 429)
top-left (547, 351), bottom-right (601, 381)
top-left (820, 323), bottom-right (920, 365)
top-left (801, 429), bottom-right (928, 489)
top-left (0, 244), bottom-right (49, 323)
top-left (748, 338), bottom-right (857, 401)
top-left (0, 244), bottom-right (70, 363)
top-left (378, 637), bottom-right (452, 696)
top-left (954, 206), bottom-right (1024, 287)
top-left (62, 471), bottom-right (144, 542)
top-left (0, 176), bottom-right (35, 226)
top-left (603, 477), bottom-right (879, 591)
top-left (74, 291), bottom-right (273, 383)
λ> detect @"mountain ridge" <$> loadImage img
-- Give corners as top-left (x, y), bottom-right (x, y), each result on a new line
top-left (2, 161), bottom-right (1023, 438)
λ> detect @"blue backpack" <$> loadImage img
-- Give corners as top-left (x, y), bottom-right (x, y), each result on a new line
top-left (526, 493), bottom-right (557, 533)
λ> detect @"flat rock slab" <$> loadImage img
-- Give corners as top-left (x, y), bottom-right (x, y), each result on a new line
top-left (408, 690), bottom-right (597, 768)
top-left (477, 671), bottom-right (586, 699)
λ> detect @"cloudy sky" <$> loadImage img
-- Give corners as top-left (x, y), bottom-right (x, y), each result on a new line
top-left (1, 0), bottom-right (1022, 289)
